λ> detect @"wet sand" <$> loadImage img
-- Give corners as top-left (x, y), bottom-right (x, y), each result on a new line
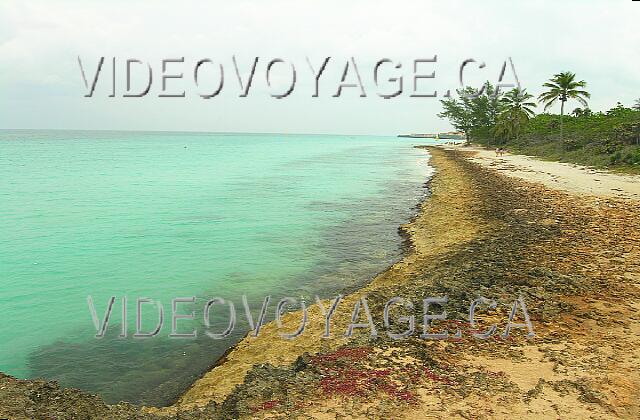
top-left (2, 147), bottom-right (639, 419)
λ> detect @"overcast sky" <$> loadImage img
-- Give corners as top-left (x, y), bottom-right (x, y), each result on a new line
top-left (1, 0), bottom-right (639, 135)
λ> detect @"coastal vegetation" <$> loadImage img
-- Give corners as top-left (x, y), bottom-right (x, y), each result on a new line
top-left (438, 83), bottom-right (501, 143)
top-left (438, 74), bottom-right (640, 172)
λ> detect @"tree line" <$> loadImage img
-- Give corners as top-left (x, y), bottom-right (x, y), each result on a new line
top-left (438, 72), bottom-right (640, 169)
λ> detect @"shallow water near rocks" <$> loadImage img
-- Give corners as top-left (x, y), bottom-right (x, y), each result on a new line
top-left (0, 130), bottom-right (436, 405)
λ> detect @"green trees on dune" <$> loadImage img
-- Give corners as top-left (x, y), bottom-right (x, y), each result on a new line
top-left (438, 84), bottom-right (501, 142)
top-left (437, 90), bottom-right (474, 141)
top-left (438, 72), bottom-right (640, 171)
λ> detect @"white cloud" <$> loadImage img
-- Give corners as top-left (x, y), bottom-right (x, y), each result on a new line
top-left (1, 0), bottom-right (639, 134)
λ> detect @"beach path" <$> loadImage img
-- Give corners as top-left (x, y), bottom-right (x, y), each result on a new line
top-left (448, 145), bottom-right (640, 200)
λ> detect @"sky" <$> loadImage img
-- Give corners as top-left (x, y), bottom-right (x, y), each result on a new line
top-left (1, 0), bottom-right (639, 135)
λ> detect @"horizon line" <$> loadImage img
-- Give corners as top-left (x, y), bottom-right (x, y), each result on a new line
top-left (0, 127), bottom-right (412, 138)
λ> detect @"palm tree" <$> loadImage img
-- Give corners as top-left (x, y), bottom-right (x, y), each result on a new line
top-left (502, 88), bottom-right (537, 118)
top-left (495, 88), bottom-right (536, 142)
top-left (572, 107), bottom-right (593, 117)
top-left (538, 72), bottom-right (590, 142)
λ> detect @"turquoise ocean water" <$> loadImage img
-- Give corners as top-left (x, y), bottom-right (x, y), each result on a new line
top-left (0, 130), bottom-right (435, 405)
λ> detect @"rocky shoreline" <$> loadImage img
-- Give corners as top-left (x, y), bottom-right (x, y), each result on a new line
top-left (2, 147), bottom-right (639, 419)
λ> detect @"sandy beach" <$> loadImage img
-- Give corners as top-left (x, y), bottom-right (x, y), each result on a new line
top-left (2, 146), bottom-right (639, 419)
top-left (455, 145), bottom-right (640, 200)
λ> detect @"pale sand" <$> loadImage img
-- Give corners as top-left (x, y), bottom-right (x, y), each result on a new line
top-left (441, 145), bottom-right (640, 200)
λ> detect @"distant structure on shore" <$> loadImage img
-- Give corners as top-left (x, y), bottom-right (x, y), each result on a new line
top-left (398, 131), bottom-right (465, 140)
